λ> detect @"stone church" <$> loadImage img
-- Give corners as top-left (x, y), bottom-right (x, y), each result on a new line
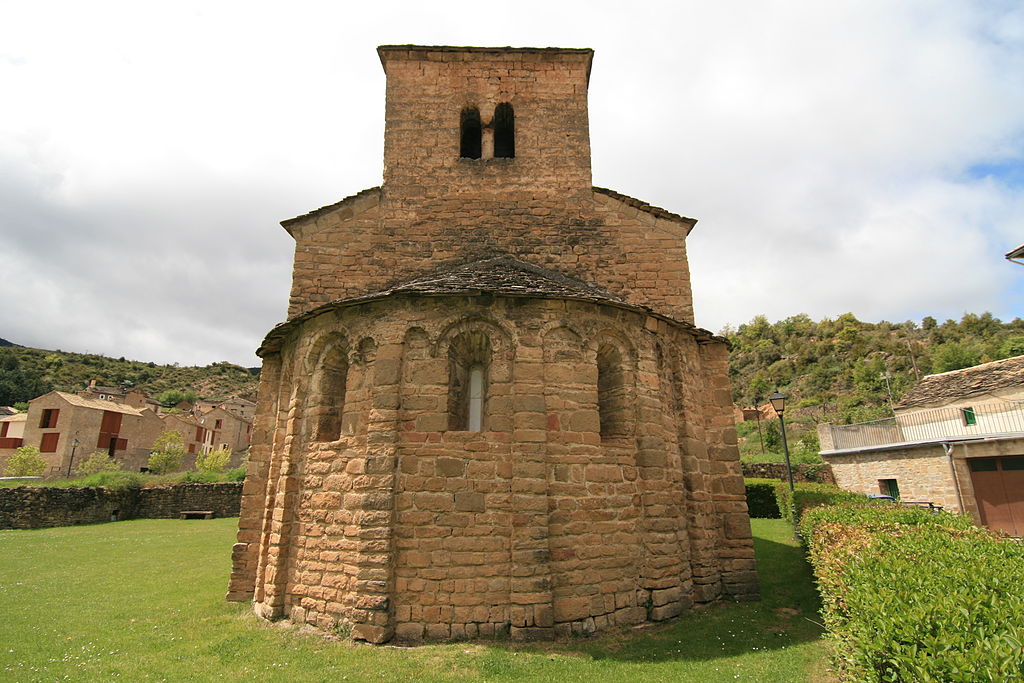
top-left (227, 45), bottom-right (758, 643)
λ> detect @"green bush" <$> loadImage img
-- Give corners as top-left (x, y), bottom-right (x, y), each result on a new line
top-left (148, 431), bottom-right (185, 475)
top-left (181, 470), bottom-right (221, 483)
top-left (225, 466), bottom-right (247, 482)
top-left (4, 445), bottom-right (47, 477)
top-left (774, 481), bottom-right (866, 523)
top-left (75, 471), bottom-right (144, 490)
top-left (744, 478), bottom-right (781, 518)
top-left (195, 447), bottom-right (231, 474)
top-left (800, 505), bottom-right (1023, 681)
top-left (76, 452), bottom-right (124, 476)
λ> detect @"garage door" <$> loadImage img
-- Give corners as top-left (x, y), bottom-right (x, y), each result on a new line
top-left (969, 456), bottom-right (1024, 537)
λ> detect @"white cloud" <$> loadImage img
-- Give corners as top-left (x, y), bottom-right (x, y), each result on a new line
top-left (1, 0), bottom-right (1022, 363)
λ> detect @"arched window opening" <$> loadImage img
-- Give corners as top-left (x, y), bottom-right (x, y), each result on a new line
top-left (597, 344), bottom-right (628, 440)
top-left (448, 331), bottom-right (491, 431)
top-left (460, 107), bottom-right (482, 159)
top-left (311, 344), bottom-right (349, 442)
top-left (493, 102), bottom-right (515, 158)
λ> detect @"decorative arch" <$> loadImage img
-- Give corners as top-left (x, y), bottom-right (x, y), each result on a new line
top-left (434, 317), bottom-right (514, 432)
top-left (589, 330), bottom-right (636, 442)
top-left (305, 331), bottom-right (351, 442)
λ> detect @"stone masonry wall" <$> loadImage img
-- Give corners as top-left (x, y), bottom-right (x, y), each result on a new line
top-left (230, 294), bottom-right (758, 642)
top-left (0, 482), bottom-right (242, 530)
top-left (284, 47), bottom-right (696, 325)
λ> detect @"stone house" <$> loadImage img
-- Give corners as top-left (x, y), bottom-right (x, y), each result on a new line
top-left (820, 354), bottom-right (1024, 536)
top-left (2, 391), bottom-right (165, 475)
top-left (228, 45), bottom-right (758, 643)
top-left (197, 406), bottom-right (251, 464)
top-left (159, 411), bottom-right (207, 467)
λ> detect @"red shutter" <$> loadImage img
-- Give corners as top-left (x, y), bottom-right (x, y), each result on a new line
top-left (115, 438), bottom-right (127, 451)
top-left (97, 434), bottom-right (111, 449)
top-left (100, 411), bottom-right (122, 433)
top-left (188, 443), bottom-right (196, 454)
top-left (40, 432), bottom-right (60, 452)
top-left (195, 426), bottom-right (204, 441)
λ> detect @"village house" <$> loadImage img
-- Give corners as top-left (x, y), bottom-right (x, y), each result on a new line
top-left (79, 380), bottom-right (163, 412)
top-left (160, 411), bottom-right (208, 463)
top-left (0, 412), bottom-right (27, 450)
top-left (1, 391), bottom-right (165, 475)
top-left (228, 45), bottom-right (758, 643)
top-left (819, 354), bottom-right (1024, 536)
top-left (197, 406), bottom-right (251, 465)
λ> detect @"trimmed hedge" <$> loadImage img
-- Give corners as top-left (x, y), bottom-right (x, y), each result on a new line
top-left (801, 505), bottom-right (1024, 681)
top-left (774, 481), bottom-right (866, 523)
top-left (744, 478), bottom-right (781, 518)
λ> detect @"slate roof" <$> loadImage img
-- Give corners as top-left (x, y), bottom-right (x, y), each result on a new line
top-left (258, 256), bottom-right (722, 355)
top-left (50, 391), bottom-right (143, 416)
top-left (895, 355), bottom-right (1024, 410)
top-left (363, 256), bottom-right (628, 304)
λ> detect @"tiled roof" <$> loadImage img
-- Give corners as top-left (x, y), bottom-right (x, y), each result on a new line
top-left (51, 391), bottom-right (143, 416)
top-left (895, 355), bottom-right (1024, 410)
top-left (258, 256), bottom-right (723, 355)
top-left (0, 413), bottom-right (26, 423)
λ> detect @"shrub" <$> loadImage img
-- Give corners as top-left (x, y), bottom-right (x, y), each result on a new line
top-left (182, 470), bottom-right (221, 483)
top-left (225, 466), bottom-right (247, 482)
top-left (75, 471), bottom-right (144, 490)
top-left (744, 478), bottom-right (781, 518)
top-left (148, 430), bottom-right (185, 475)
top-left (4, 445), bottom-right (47, 477)
top-left (195, 447), bottom-right (231, 474)
top-left (801, 505), bottom-right (1024, 680)
top-left (76, 451), bottom-right (124, 476)
top-left (774, 481), bottom-right (866, 523)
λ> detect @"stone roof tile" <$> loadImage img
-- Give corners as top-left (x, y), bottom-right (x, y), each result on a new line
top-left (895, 355), bottom-right (1024, 410)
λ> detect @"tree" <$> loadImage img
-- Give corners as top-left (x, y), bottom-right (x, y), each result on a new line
top-left (4, 445), bottom-right (46, 476)
top-left (195, 446), bottom-right (232, 474)
top-left (76, 452), bottom-right (124, 476)
top-left (148, 430), bottom-right (186, 474)
top-left (931, 343), bottom-right (981, 374)
top-left (763, 420), bottom-right (782, 452)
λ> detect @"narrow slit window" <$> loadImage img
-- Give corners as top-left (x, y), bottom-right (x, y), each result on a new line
top-left (460, 107), bottom-right (482, 159)
top-left (493, 103), bottom-right (515, 158)
top-left (597, 344), bottom-right (628, 440)
top-left (448, 331), bottom-right (490, 431)
top-left (467, 365), bottom-right (485, 431)
top-left (312, 345), bottom-right (349, 442)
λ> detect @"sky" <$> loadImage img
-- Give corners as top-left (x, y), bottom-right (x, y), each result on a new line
top-left (1, 0), bottom-right (1023, 366)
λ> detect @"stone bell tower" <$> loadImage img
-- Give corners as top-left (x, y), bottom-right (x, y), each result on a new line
top-left (228, 45), bottom-right (758, 644)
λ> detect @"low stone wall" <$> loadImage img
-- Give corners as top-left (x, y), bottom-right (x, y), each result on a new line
top-left (0, 482), bottom-right (242, 530)
top-left (741, 462), bottom-right (835, 484)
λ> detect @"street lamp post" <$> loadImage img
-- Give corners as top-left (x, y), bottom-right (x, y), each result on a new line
top-left (769, 390), bottom-right (797, 527)
top-left (66, 438), bottom-right (80, 478)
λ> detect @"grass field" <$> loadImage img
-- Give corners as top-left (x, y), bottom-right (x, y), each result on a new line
top-left (0, 518), bottom-right (828, 682)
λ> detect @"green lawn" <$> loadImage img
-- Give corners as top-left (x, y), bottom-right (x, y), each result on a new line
top-left (0, 518), bottom-right (828, 682)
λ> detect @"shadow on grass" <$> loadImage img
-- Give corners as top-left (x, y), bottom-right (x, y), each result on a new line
top-left (489, 522), bottom-right (823, 664)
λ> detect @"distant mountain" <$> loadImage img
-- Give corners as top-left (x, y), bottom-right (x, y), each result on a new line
top-left (0, 344), bottom-right (260, 406)
top-left (0, 338), bottom-right (16, 347)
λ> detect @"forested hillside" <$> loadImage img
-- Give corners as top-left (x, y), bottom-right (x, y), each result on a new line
top-left (0, 343), bottom-right (259, 406)
top-left (726, 312), bottom-right (1024, 424)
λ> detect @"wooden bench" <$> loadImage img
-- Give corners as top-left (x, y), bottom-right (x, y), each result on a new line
top-left (179, 510), bottom-right (215, 520)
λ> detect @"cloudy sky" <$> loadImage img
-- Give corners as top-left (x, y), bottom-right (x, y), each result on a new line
top-left (2, 1), bottom-right (1023, 366)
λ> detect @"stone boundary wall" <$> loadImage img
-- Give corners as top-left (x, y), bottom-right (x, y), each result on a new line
top-left (741, 462), bottom-right (835, 484)
top-left (0, 482), bottom-right (242, 530)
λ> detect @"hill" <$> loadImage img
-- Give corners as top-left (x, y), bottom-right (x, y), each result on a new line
top-left (0, 344), bottom-right (259, 406)
top-left (725, 312), bottom-right (1024, 461)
